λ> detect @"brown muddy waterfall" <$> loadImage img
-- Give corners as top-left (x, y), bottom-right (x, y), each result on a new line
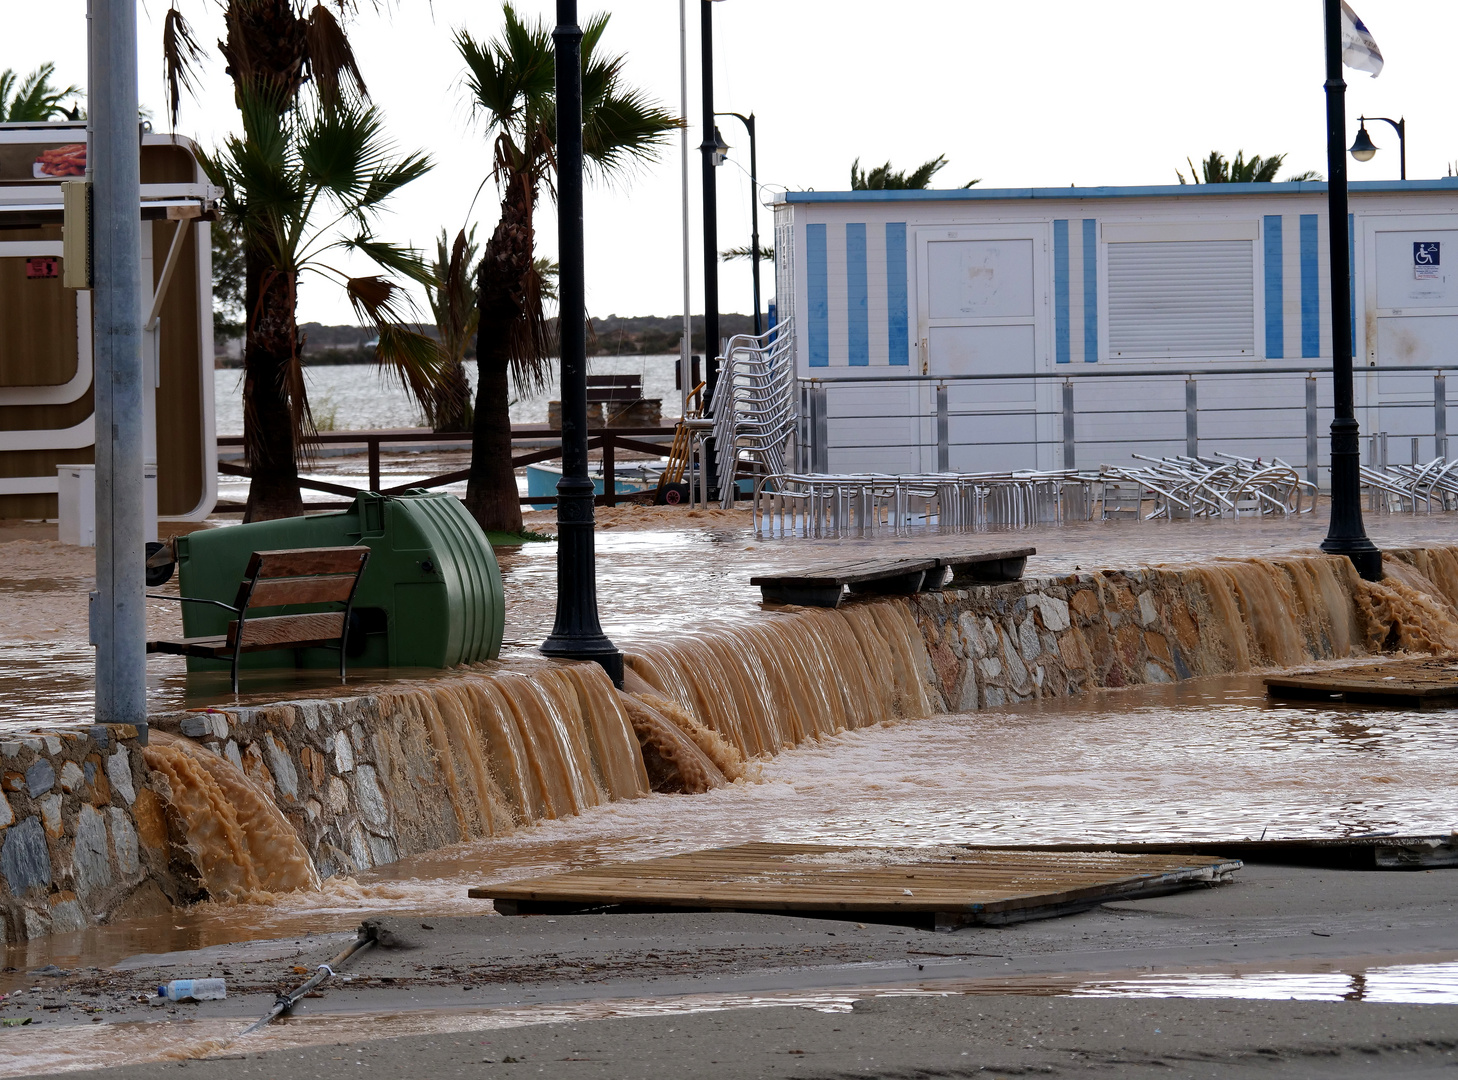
top-left (134, 548), bottom-right (1458, 905)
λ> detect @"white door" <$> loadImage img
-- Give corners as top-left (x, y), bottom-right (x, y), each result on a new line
top-left (915, 226), bottom-right (1051, 471)
top-left (1363, 215), bottom-right (1458, 460)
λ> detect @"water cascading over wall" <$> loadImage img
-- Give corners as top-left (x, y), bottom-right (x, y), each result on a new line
top-left (75, 601), bottom-right (932, 919)
top-left (625, 601), bottom-right (934, 758)
top-left (911, 547), bottom-right (1458, 711)
top-left (9, 547), bottom-right (1458, 941)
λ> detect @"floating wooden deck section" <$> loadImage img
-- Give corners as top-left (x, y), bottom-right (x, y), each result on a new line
top-left (752, 547), bottom-right (1035, 608)
top-left (470, 841), bottom-right (1239, 929)
top-left (1264, 656), bottom-right (1458, 708)
top-left (973, 836), bottom-right (1458, 871)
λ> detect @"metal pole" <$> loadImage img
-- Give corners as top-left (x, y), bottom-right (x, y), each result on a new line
top-left (1318, 0), bottom-right (1381, 580)
top-left (90, 0), bottom-right (148, 734)
top-left (1435, 373), bottom-right (1447, 459)
top-left (1061, 379), bottom-right (1075, 469)
top-left (935, 384), bottom-right (949, 472)
top-left (678, 0), bottom-right (691, 419)
top-left (1306, 374), bottom-right (1320, 487)
top-left (540, 0), bottom-right (622, 686)
top-left (1184, 378), bottom-right (1198, 458)
top-left (747, 113), bottom-right (760, 335)
top-left (699, 0), bottom-right (720, 406)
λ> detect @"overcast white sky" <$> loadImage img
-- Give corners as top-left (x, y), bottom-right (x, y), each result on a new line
top-left (4, 1), bottom-right (1454, 325)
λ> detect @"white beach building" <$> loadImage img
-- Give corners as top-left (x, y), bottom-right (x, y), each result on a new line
top-left (770, 179), bottom-right (1458, 484)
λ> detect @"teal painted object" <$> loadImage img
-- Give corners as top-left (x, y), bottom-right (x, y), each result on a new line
top-left (172, 491), bottom-right (504, 672)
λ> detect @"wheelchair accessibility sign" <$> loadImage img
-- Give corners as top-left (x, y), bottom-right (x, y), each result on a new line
top-left (1414, 241), bottom-right (1441, 280)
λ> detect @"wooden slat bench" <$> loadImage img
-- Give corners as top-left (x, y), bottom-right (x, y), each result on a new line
top-left (147, 546), bottom-right (371, 694)
top-left (751, 547), bottom-right (1035, 608)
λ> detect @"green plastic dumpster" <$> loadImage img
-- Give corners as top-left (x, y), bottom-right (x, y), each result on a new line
top-left (171, 491), bottom-right (504, 673)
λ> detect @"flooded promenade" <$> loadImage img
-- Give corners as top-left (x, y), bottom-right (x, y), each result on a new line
top-left (1, 508), bottom-right (1456, 1076)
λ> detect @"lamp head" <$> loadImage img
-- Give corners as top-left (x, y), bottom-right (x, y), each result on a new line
top-left (711, 125), bottom-right (730, 166)
top-left (1349, 123), bottom-right (1378, 162)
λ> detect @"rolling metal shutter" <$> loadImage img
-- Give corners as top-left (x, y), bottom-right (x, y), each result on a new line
top-left (1107, 240), bottom-right (1255, 357)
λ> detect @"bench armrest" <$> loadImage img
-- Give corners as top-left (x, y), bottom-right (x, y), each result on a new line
top-left (145, 594), bottom-right (242, 615)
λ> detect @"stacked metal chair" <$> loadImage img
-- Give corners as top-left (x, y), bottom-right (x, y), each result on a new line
top-left (705, 321), bottom-right (797, 507)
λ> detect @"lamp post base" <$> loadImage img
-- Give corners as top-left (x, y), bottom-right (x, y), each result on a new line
top-left (1322, 417), bottom-right (1382, 582)
top-left (1319, 537), bottom-right (1383, 582)
top-left (540, 635), bottom-right (624, 687)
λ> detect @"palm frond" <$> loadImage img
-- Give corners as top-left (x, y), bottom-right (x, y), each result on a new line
top-left (721, 243), bottom-right (774, 263)
top-left (344, 235), bottom-right (432, 284)
top-left (305, 1), bottom-right (369, 110)
top-left (162, 7), bottom-right (205, 128)
top-left (346, 274), bottom-right (443, 406)
top-left (0, 63), bottom-right (82, 123)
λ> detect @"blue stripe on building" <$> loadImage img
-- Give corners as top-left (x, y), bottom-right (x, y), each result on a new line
top-left (1299, 214), bottom-right (1320, 358)
top-left (886, 222), bottom-right (908, 366)
top-left (1053, 218), bottom-right (1070, 364)
top-left (806, 223), bottom-right (829, 367)
top-left (1081, 218), bottom-right (1098, 362)
top-left (1263, 214), bottom-right (1284, 358)
top-left (845, 223), bottom-right (869, 366)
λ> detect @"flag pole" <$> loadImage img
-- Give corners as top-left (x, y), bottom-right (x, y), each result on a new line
top-left (1318, 0), bottom-right (1381, 581)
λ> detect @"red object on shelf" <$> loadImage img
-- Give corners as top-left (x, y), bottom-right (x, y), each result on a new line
top-left (25, 257), bottom-right (59, 279)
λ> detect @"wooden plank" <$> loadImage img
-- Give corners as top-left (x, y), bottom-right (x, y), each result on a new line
top-left (246, 547), bottom-right (370, 579)
top-left (751, 558), bottom-right (938, 587)
top-left (469, 842), bottom-right (1240, 928)
top-left (963, 837), bottom-right (1458, 871)
top-left (1264, 656), bottom-right (1458, 707)
top-left (244, 574), bottom-right (360, 610)
top-left (940, 547), bottom-right (1036, 586)
top-left (231, 612), bottom-right (345, 649)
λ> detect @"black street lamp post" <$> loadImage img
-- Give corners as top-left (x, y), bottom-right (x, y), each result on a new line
top-left (1349, 115), bottom-right (1406, 180)
top-left (1318, 0), bottom-right (1382, 581)
top-left (540, 0), bottom-right (624, 685)
top-left (699, 0), bottom-right (722, 405)
top-left (715, 110), bottom-right (761, 335)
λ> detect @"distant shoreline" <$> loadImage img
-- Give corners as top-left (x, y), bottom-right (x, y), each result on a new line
top-left (214, 313), bottom-right (762, 368)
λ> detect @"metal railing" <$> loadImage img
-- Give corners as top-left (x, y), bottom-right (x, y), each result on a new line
top-left (798, 363), bottom-right (1457, 486)
top-left (215, 426), bottom-right (676, 512)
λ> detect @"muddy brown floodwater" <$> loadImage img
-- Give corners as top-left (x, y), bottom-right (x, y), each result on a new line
top-left (8, 507), bottom-right (1458, 725)
top-left (5, 670), bottom-right (1453, 979)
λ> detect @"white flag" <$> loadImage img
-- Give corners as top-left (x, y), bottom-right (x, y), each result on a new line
top-left (1341, 1), bottom-right (1383, 77)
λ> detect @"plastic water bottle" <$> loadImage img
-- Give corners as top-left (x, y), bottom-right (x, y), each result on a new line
top-left (156, 979), bottom-right (227, 1002)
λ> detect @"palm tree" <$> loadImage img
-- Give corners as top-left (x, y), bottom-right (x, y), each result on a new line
top-left (423, 227), bottom-right (480, 433)
top-left (0, 63), bottom-right (82, 121)
top-left (457, 4), bottom-right (677, 535)
top-left (1177, 150), bottom-right (1320, 184)
top-left (165, 2), bottom-right (439, 520)
top-left (850, 155), bottom-right (978, 190)
top-left (199, 94), bottom-right (437, 519)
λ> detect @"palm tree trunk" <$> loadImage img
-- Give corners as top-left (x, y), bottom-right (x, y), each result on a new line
top-left (242, 253), bottom-right (303, 522)
top-left (465, 177), bottom-right (537, 535)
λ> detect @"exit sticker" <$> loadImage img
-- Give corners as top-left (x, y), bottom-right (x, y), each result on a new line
top-left (1414, 241), bottom-right (1441, 280)
top-left (25, 257), bottom-right (58, 279)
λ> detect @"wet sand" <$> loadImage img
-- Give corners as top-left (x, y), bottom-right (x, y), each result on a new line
top-left (5, 864), bottom-right (1456, 1076)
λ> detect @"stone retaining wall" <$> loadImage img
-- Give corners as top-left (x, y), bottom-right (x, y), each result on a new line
top-left (0, 550), bottom-right (1434, 943)
top-left (0, 725), bottom-right (156, 942)
top-left (906, 556), bottom-right (1375, 713)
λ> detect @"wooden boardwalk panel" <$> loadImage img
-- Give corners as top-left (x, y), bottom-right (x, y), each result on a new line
top-left (751, 547), bottom-right (1036, 608)
top-left (1265, 656), bottom-right (1458, 708)
top-left (471, 842), bottom-right (1240, 928)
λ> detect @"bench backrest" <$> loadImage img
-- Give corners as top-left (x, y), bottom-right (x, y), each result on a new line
top-left (585, 374), bottom-right (642, 403)
top-left (232, 546), bottom-right (370, 611)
